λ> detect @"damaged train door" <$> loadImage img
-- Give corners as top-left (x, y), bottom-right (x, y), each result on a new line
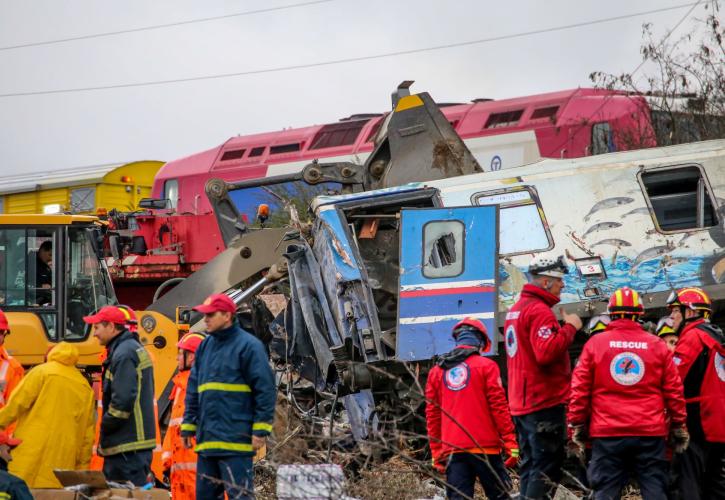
top-left (396, 206), bottom-right (499, 361)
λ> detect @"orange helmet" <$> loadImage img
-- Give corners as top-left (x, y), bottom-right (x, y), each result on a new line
top-left (117, 305), bottom-right (138, 333)
top-left (177, 332), bottom-right (206, 353)
top-left (607, 287), bottom-right (644, 317)
top-left (452, 317), bottom-right (491, 352)
top-left (666, 287), bottom-right (712, 317)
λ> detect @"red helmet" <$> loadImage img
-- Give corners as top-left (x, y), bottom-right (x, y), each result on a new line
top-left (607, 287), bottom-right (644, 317)
top-left (666, 287), bottom-right (712, 317)
top-left (117, 305), bottom-right (138, 333)
top-left (177, 332), bottom-right (206, 353)
top-left (452, 317), bottom-right (491, 352)
top-left (0, 309), bottom-right (9, 332)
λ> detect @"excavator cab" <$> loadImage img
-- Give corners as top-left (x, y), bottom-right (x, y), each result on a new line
top-left (0, 215), bottom-right (116, 366)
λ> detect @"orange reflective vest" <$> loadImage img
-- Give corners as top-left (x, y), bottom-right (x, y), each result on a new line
top-left (0, 346), bottom-right (25, 435)
top-left (161, 371), bottom-right (196, 500)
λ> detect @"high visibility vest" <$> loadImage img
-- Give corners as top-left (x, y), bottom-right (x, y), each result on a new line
top-left (161, 371), bottom-right (197, 500)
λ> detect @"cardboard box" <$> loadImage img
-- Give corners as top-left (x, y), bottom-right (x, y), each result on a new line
top-left (32, 470), bottom-right (170, 499)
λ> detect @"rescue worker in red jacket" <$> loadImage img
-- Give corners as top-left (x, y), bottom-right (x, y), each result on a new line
top-left (426, 318), bottom-right (518, 500)
top-left (668, 287), bottom-right (725, 499)
top-left (503, 255), bottom-right (582, 499)
top-left (161, 332), bottom-right (206, 500)
top-left (568, 287), bottom-right (688, 500)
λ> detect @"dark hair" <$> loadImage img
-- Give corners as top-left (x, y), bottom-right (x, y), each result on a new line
top-left (39, 241), bottom-right (52, 252)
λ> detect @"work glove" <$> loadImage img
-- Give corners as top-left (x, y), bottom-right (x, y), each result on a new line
top-left (567, 424), bottom-right (588, 463)
top-left (669, 426), bottom-right (690, 454)
top-left (504, 447), bottom-right (520, 468)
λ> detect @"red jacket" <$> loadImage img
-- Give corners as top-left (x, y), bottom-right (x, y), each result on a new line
top-left (425, 348), bottom-right (517, 462)
top-left (569, 319), bottom-right (687, 438)
top-left (504, 284), bottom-right (577, 415)
top-left (673, 319), bottom-right (725, 443)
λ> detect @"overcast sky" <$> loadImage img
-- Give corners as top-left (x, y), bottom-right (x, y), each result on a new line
top-left (0, 0), bottom-right (708, 176)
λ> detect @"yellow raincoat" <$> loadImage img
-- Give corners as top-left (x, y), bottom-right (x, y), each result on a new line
top-left (0, 342), bottom-right (95, 488)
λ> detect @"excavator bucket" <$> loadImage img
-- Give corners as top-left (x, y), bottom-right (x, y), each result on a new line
top-left (365, 88), bottom-right (483, 190)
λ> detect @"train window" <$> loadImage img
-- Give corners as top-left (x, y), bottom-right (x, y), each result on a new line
top-left (422, 220), bottom-right (464, 278)
top-left (70, 187), bottom-right (96, 213)
top-left (249, 146), bottom-right (266, 157)
top-left (310, 120), bottom-right (367, 150)
top-left (530, 106), bottom-right (559, 120)
top-left (640, 165), bottom-right (718, 231)
top-left (592, 122), bottom-right (615, 155)
top-left (220, 149), bottom-right (246, 161)
top-left (473, 187), bottom-right (553, 255)
top-left (270, 143), bottom-right (301, 155)
top-left (163, 179), bottom-right (178, 209)
top-left (484, 110), bottom-right (523, 129)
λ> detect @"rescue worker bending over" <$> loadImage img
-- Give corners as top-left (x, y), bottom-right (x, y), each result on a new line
top-left (668, 287), bottom-right (725, 499)
top-left (0, 343), bottom-right (95, 488)
top-left (162, 332), bottom-right (206, 500)
top-left (0, 310), bottom-right (24, 410)
top-left (0, 431), bottom-right (32, 500)
top-left (425, 318), bottom-right (518, 500)
top-left (181, 294), bottom-right (275, 500)
top-left (84, 306), bottom-right (157, 487)
top-left (568, 287), bottom-right (688, 500)
top-left (503, 255), bottom-right (582, 499)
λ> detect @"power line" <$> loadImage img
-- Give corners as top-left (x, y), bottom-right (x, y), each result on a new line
top-left (547, 0), bottom-right (703, 155)
top-left (0, 2), bottom-right (700, 99)
top-left (0, 0), bottom-right (338, 52)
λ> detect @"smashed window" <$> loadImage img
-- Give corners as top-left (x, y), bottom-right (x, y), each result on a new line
top-left (423, 220), bottom-right (464, 278)
top-left (473, 187), bottom-right (552, 255)
top-left (641, 165), bottom-right (718, 231)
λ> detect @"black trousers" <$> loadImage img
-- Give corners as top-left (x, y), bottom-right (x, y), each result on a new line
top-left (445, 453), bottom-right (510, 500)
top-left (103, 450), bottom-right (153, 487)
top-left (513, 404), bottom-right (566, 499)
top-left (674, 439), bottom-right (725, 500)
top-left (588, 436), bottom-right (668, 500)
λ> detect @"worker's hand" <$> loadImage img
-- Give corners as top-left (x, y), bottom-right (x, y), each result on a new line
top-left (504, 447), bottom-right (519, 468)
top-left (567, 424), bottom-right (587, 463)
top-left (560, 308), bottom-right (583, 331)
top-left (252, 435), bottom-right (267, 451)
top-left (431, 456), bottom-right (446, 474)
top-left (182, 436), bottom-right (194, 449)
top-left (669, 426), bottom-right (690, 454)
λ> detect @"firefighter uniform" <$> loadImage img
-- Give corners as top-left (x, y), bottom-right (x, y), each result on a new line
top-left (504, 279), bottom-right (577, 498)
top-left (161, 332), bottom-right (205, 500)
top-left (182, 294), bottom-right (275, 500)
top-left (0, 310), bottom-right (24, 412)
top-left (0, 431), bottom-right (32, 500)
top-left (426, 318), bottom-right (517, 500)
top-left (669, 288), bottom-right (725, 499)
top-left (569, 287), bottom-right (687, 500)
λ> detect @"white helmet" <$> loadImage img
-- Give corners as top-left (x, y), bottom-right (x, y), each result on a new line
top-left (528, 255), bottom-right (569, 279)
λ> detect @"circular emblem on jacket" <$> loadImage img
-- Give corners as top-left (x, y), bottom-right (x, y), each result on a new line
top-left (610, 352), bottom-right (645, 386)
top-left (444, 362), bottom-right (470, 391)
top-left (505, 325), bottom-right (518, 358)
top-left (715, 352), bottom-right (725, 382)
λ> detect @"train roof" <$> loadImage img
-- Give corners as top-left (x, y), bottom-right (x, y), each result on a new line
top-left (312, 139), bottom-right (725, 209)
top-left (0, 161), bottom-right (164, 195)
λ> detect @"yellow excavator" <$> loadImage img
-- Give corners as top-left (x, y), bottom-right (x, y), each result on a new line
top-left (0, 214), bottom-right (179, 398)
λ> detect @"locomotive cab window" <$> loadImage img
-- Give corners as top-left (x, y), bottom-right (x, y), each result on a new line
top-left (473, 187), bottom-right (552, 255)
top-left (422, 220), bottom-right (464, 278)
top-left (640, 165), bottom-right (718, 231)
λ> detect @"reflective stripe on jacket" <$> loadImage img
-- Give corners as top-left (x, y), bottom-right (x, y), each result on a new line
top-left (99, 330), bottom-right (156, 456)
top-left (569, 319), bottom-right (687, 437)
top-left (161, 371), bottom-right (196, 500)
top-left (181, 321), bottom-right (275, 456)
